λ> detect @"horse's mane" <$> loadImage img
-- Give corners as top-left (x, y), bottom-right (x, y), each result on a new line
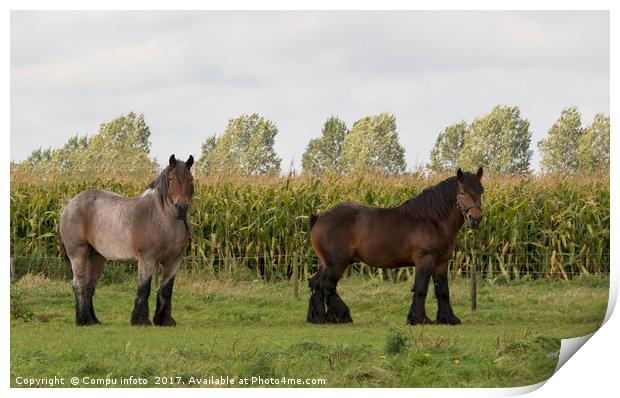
top-left (399, 173), bottom-right (482, 221)
top-left (147, 166), bottom-right (172, 206)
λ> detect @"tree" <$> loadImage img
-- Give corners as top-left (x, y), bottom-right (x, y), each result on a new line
top-left (79, 112), bottom-right (156, 176)
top-left (459, 105), bottom-right (532, 175)
top-left (301, 116), bottom-right (348, 175)
top-left (538, 107), bottom-right (583, 175)
top-left (51, 134), bottom-right (89, 173)
top-left (86, 112), bottom-right (151, 153)
top-left (11, 112), bottom-right (157, 179)
top-left (427, 121), bottom-right (467, 174)
top-left (577, 113), bottom-right (610, 174)
top-left (198, 135), bottom-right (218, 175)
top-left (340, 113), bottom-right (406, 175)
top-left (15, 147), bottom-right (55, 178)
top-left (25, 147), bottom-right (52, 168)
top-left (198, 113), bottom-right (281, 175)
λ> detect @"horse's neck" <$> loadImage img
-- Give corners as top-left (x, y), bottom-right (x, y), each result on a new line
top-left (442, 206), bottom-right (465, 240)
top-left (139, 189), bottom-right (176, 226)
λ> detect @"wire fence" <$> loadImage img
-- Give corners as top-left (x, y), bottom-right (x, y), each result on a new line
top-left (10, 253), bottom-right (611, 284)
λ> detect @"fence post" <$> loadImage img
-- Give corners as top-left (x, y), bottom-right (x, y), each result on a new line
top-left (471, 257), bottom-right (477, 312)
top-left (291, 252), bottom-right (299, 299)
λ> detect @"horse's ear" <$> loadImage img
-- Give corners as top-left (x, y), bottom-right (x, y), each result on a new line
top-left (476, 167), bottom-right (483, 179)
top-left (186, 155), bottom-right (194, 170)
top-left (457, 168), bottom-right (464, 182)
top-left (169, 154), bottom-right (177, 168)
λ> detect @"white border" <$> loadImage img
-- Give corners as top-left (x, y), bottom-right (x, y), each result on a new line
top-left (3, 1), bottom-right (616, 397)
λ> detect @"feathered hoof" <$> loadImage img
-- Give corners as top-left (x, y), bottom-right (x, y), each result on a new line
top-left (154, 315), bottom-right (177, 327)
top-left (130, 316), bottom-right (152, 326)
top-left (436, 312), bottom-right (461, 325)
top-left (306, 289), bottom-right (327, 324)
top-left (326, 295), bottom-right (353, 324)
top-left (406, 312), bottom-right (433, 325)
top-left (76, 317), bottom-right (101, 326)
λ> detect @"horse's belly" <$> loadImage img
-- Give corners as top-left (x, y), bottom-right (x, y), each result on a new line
top-left (354, 234), bottom-right (413, 268)
top-left (366, 257), bottom-right (414, 269)
top-left (88, 222), bottom-right (136, 262)
top-left (355, 245), bottom-right (413, 269)
top-left (90, 236), bottom-right (136, 262)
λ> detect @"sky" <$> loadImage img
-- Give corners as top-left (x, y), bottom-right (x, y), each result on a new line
top-left (10, 10), bottom-right (610, 172)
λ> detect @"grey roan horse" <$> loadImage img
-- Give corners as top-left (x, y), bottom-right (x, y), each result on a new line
top-left (59, 155), bottom-right (194, 326)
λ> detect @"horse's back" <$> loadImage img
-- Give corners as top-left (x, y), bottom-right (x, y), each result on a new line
top-left (310, 202), bottom-right (439, 267)
top-left (60, 189), bottom-right (138, 262)
top-left (61, 189), bottom-right (130, 221)
top-left (312, 202), bottom-right (365, 231)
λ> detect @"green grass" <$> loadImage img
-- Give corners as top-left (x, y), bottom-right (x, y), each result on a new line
top-left (10, 273), bottom-right (608, 388)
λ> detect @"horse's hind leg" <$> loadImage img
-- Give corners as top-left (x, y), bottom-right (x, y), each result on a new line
top-left (433, 262), bottom-right (461, 325)
top-left (153, 257), bottom-right (182, 327)
top-left (325, 280), bottom-right (352, 323)
top-left (324, 263), bottom-right (352, 324)
top-left (68, 245), bottom-right (99, 326)
top-left (84, 251), bottom-right (105, 324)
top-left (306, 270), bottom-right (327, 323)
top-left (307, 259), bottom-right (352, 324)
top-left (131, 258), bottom-right (156, 326)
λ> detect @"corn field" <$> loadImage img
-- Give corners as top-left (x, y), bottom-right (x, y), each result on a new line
top-left (10, 173), bottom-right (609, 281)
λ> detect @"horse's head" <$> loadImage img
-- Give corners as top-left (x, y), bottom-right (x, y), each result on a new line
top-left (167, 154), bottom-right (194, 220)
top-left (456, 167), bottom-right (484, 229)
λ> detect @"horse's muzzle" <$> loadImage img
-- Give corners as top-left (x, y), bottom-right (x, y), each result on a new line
top-left (175, 204), bottom-right (188, 220)
top-left (467, 215), bottom-right (482, 229)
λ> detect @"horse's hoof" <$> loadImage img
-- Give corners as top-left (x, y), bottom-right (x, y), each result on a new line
top-left (407, 313), bottom-right (433, 325)
top-left (326, 315), bottom-right (353, 324)
top-left (436, 313), bottom-right (461, 325)
top-left (155, 317), bottom-right (177, 327)
top-left (306, 313), bottom-right (326, 324)
top-left (76, 318), bottom-right (100, 326)
top-left (131, 317), bottom-right (152, 326)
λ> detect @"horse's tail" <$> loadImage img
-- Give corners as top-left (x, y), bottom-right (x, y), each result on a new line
top-left (308, 214), bottom-right (319, 231)
top-left (57, 227), bottom-right (70, 267)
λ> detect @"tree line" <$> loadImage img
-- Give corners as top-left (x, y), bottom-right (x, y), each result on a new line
top-left (12, 106), bottom-right (609, 179)
top-left (12, 112), bottom-right (157, 179)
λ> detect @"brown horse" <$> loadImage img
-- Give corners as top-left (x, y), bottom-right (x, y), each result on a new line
top-left (59, 155), bottom-right (194, 326)
top-left (306, 167), bottom-right (483, 325)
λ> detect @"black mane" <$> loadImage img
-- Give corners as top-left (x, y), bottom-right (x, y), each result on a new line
top-left (399, 173), bottom-right (483, 221)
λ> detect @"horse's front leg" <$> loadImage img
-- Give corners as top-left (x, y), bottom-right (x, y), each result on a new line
top-left (131, 258), bottom-right (156, 326)
top-left (433, 262), bottom-right (461, 325)
top-left (153, 256), bottom-right (182, 326)
top-left (407, 256), bottom-right (433, 325)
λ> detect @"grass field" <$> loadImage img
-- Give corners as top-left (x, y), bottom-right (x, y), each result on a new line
top-left (10, 272), bottom-right (608, 388)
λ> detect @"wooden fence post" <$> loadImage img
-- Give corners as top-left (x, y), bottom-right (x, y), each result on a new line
top-left (471, 258), bottom-right (477, 311)
top-left (291, 252), bottom-right (299, 299)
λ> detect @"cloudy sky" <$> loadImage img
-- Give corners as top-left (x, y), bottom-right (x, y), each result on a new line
top-left (10, 11), bottom-right (609, 171)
